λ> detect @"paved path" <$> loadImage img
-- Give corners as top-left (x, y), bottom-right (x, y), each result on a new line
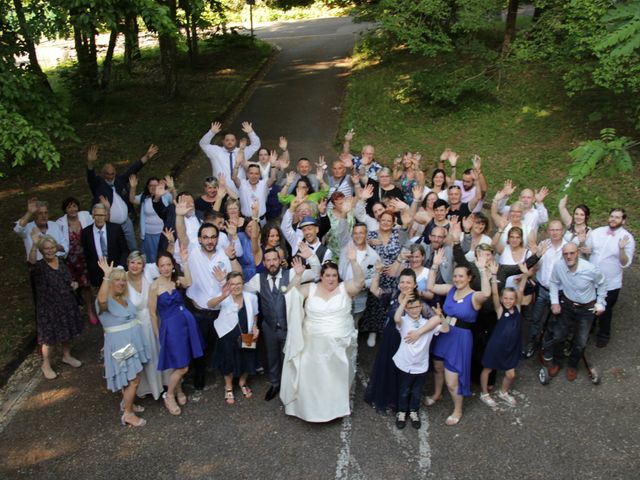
top-left (2, 17), bottom-right (640, 480)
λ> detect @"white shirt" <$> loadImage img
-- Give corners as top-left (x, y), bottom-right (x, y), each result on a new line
top-left (499, 201), bottom-right (549, 233)
top-left (92, 224), bottom-right (108, 259)
top-left (198, 129), bottom-right (261, 196)
top-left (14, 220), bottom-right (67, 261)
top-left (339, 245), bottom-right (380, 314)
top-left (393, 314), bottom-right (440, 374)
top-left (535, 240), bottom-right (566, 288)
top-left (56, 212), bottom-right (93, 244)
top-left (586, 226), bottom-right (635, 291)
top-left (239, 178), bottom-right (269, 217)
top-left (186, 242), bottom-right (231, 310)
top-left (354, 200), bottom-right (379, 233)
top-left (306, 239), bottom-right (332, 263)
top-left (107, 183), bottom-right (128, 224)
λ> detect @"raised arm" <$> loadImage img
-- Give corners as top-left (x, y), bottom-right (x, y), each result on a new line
top-left (427, 249), bottom-right (452, 296)
top-left (242, 122), bottom-right (261, 160)
top-left (344, 244), bottom-right (365, 297)
top-left (472, 257), bottom-right (491, 309)
top-left (174, 197), bottom-right (190, 248)
top-left (343, 129), bottom-right (354, 154)
top-left (96, 258), bottom-right (114, 313)
top-left (129, 175), bottom-right (138, 205)
top-left (558, 195), bottom-right (573, 227)
top-left (489, 262), bottom-right (502, 315)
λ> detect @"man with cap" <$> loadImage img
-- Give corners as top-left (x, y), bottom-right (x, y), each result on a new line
top-left (282, 212), bottom-right (332, 265)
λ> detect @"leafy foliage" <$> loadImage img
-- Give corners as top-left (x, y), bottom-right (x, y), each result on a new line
top-left (564, 128), bottom-right (638, 191)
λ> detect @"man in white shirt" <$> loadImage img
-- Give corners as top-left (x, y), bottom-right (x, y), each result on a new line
top-left (232, 146), bottom-right (278, 221)
top-left (524, 220), bottom-right (566, 358)
top-left (14, 198), bottom-right (67, 261)
top-left (498, 184), bottom-right (550, 234)
top-left (454, 157), bottom-right (488, 213)
top-left (175, 197), bottom-right (242, 391)
top-left (198, 120), bottom-right (261, 197)
top-left (585, 208), bottom-right (636, 348)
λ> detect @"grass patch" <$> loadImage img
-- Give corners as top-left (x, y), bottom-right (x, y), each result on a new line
top-left (229, 1), bottom-right (349, 23)
top-left (340, 48), bottom-right (639, 233)
top-left (0, 34), bottom-right (272, 374)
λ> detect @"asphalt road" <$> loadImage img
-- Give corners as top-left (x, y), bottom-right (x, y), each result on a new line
top-left (2, 17), bottom-right (640, 480)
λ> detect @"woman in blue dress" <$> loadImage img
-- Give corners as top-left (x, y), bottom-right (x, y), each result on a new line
top-left (149, 250), bottom-right (203, 416)
top-left (426, 249), bottom-right (491, 426)
top-left (96, 258), bottom-right (151, 427)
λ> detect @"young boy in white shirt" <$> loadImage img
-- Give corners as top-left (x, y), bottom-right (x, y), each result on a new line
top-left (393, 292), bottom-right (448, 429)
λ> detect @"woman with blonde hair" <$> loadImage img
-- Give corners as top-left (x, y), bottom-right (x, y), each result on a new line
top-left (97, 258), bottom-right (151, 427)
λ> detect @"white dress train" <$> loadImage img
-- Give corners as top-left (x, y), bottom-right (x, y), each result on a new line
top-left (281, 283), bottom-right (357, 422)
top-left (128, 275), bottom-right (169, 399)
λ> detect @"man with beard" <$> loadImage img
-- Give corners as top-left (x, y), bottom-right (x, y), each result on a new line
top-left (175, 197), bottom-right (242, 391)
top-left (584, 208), bottom-right (636, 348)
top-left (245, 243), bottom-right (320, 400)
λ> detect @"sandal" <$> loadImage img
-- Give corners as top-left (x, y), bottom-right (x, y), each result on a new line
top-left (423, 396), bottom-right (437, 407)
top-left (225, 388), bottom-right (235, 405)
top-left (121, 412), bottom-right (147, 427)
top-left (120, 400), bottom-right (145, 413)
top-left (445, 414), bottom-right (462, 426)
top-left (176, 390), bottom-right (188, 406)
top-left (240, 384), bottom-right (253, 399)
top-left (162, 392), bottom-right (181, 415)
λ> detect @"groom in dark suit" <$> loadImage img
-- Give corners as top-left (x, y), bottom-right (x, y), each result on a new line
top-left (244, 244), bottom-right (320, 400)
top-left (81, 203), bottom-right (129, 287)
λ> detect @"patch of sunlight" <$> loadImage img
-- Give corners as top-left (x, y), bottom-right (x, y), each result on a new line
top-left (32, 179), bottom-right (74, 193)
top-left (521, 106), bottom-right (531, 113)
top-left (535, 109), bottom-right (551, 117)
top-left (21, 386), bottom-right (80, 411)
top-left (0, 188), bottom-right (22, 200)
top-left (6, 444), bottom-right (70, 469)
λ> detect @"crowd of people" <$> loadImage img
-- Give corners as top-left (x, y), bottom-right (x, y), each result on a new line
top-left (13, 123), bottom-right (636, 429)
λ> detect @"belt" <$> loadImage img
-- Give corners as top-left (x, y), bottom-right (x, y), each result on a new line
top-left (103, 319), bottom-right (141, 334)
top-left (453, 319), bottom-right (474, 330)
top-left (560, 293), bottom-right (595, 308)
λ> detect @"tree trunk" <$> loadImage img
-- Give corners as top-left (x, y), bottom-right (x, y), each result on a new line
top-left (101, 27), bottom-right (119, 89)
top-left (190, 13), bottom-right (199, 60)
top-left (159, 0), bottom-right (178, 97)
top-left (12, 0), bottom-right (51, 90)
top-left (124, 13), bottom-right (140, 72)
top-left (502, 0), bottom-right (519, 54)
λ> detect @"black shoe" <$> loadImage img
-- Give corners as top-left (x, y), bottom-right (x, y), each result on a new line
top-left (524, 341), bottom-right (537, 359)
top-left (264, 385), bottom-right (280, 401)
top-left (595, 338), bottom-right (609, 348)
top-left (194, 372), bottom-right (205, 391)
top-left (409, 411), bottom-right (421, 429)
top-left (396, 412), bottom-right (407, 429)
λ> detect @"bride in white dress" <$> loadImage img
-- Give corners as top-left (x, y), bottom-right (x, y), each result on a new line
top-left (125, 251), bottom-right (169, 400)
top-left (281, 246), bottom-right (364, 422)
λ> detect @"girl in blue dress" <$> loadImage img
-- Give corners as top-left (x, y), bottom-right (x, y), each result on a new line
top-left (149, 250), bottom-right (203, 416)
top-left (426, 249), bottom-right (491, 426)
top-left (96, 258), bottom-right (151, 427)
top-left (479, 262), bottom-right (529, 408)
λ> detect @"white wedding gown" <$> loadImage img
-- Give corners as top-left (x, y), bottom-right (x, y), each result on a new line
top-left (128, 275), bottom-right (169, 399)
top-left (281, 283), bottom-right (357, 422)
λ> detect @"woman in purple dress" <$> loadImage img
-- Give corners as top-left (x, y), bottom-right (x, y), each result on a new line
top-left (426, 249), bottom-right (491, 426)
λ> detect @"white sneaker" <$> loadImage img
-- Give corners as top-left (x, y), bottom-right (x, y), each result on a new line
top-left (497, 390), bottom-right (517, 406)
top-left (479, 393), bottom-right (497, 408)
top-left (367, 333), bottom-right (376, 348)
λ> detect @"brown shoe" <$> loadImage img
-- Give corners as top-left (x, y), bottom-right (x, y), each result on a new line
top-left (566, 367), bottom-right (577, 381)
top-left (548, 364), bottom-right (561, 377)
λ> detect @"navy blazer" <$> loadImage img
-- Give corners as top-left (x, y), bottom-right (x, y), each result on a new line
top-left (81, 222), bottom-right (130, 287)
top-left (86, 159), bottom-right (145, 212)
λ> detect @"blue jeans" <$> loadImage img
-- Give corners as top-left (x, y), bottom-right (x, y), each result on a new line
top-left (549, 296), bottom-right (595, 368)
top-left (397, 370), bottom-right (426, 412)
top-left (120, 217), bottom-right (137, 252)
top-left (529, 284), bottom-right (550, 341)
top-left (141, 233), bottom-right (161, 264)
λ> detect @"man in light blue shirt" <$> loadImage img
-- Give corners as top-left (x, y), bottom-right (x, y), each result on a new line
top-left (546, 243), bottom-right (607, 381)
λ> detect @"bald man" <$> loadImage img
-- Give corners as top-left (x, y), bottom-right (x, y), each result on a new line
top-left (86, 144), bottom-right (158, 250)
